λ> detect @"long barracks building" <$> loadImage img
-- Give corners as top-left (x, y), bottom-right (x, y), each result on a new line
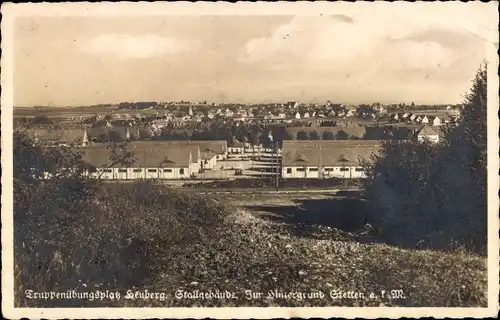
top-left (281, 140), bottom-right (383, 179)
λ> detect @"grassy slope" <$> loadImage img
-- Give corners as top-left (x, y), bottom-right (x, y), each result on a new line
top-left (117, 210), bottom-right (487, 307)
top-left (16, 191), bottom-right (486, 308)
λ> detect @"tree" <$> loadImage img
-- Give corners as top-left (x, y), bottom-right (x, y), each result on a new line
top-left (248, 130), bottom-right (260, 147)
top-left (219, 127), bottom-right (233, 144)
top-left (235, 126), bottom-right (249, 143)
top-left (322, 131), bottom-right (335, 140)
top-left (296, 131), bottom-right (308, 140)
top-left (421, 66), bottom-right (487, 252)
top-left (309, 131), bottom-right (320, 140)
top-left (32, 115), bottom-right (52, 125)
top-left (361, 66), bottom-right (488, 253)
top-left (272, 127), bottom-right (292, 143)
top-left (335, 130), bottom-right (349, 140)
top-left (259, 128), bottom-right (273, 148)
top-left (361, 139), bottom-right (439, 248)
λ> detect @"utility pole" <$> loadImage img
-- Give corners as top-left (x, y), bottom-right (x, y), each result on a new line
top-left (275, 141), bottom-right (279, 192)
top-left (319, 145), bottom-right (322, 179)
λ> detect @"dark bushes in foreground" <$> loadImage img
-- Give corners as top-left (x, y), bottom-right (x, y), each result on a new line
top-left (15, 179), bottom-right (230, 307)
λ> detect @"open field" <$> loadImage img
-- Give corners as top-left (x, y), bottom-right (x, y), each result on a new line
top-left (14, 106), bottom-right (120, 117)
top-left (14, 106), bottom-right (165, 119)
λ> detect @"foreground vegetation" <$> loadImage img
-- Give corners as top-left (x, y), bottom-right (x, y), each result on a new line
top-left (14, 171), bottom-right (487, 307)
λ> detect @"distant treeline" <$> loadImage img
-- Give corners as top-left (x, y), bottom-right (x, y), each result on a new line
top-left (155, 123), bottom-right (289, 148)
top-left (117, 102), bottom-right (162, 109)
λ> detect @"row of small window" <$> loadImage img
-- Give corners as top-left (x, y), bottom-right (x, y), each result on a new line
top-left (286, 167), bottom-right (364, 173)
top-left (94, 168), bottom-right (185, 174)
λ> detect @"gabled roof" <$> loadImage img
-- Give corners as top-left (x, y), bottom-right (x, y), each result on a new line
top-left (136, 140), bottom-right (227, 155)
top-left (200, 151), bottom-right (217, 160)
top-left (295, 152), bottom-right (309, 162)
top-left (417, 125), bottom-right (440, 136)
top-left (28, 128), bottom-right (85, 145)
top-left (282, 140), bottom-right (383, 167)
top-left (129, 126), bottom-right (155, 139)
top-left (86, 126), bottom-right (129, 142)
top-left (187, 140), bottom-right (228, 154)
top-left (81, 142), bottom-right (192, 168)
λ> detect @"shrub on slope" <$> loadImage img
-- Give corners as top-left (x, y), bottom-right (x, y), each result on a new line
top-left (15, 178), bottom-right (229, 306)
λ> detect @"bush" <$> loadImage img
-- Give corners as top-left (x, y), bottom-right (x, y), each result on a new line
top-left (15, 180), bottom-right (230, 306)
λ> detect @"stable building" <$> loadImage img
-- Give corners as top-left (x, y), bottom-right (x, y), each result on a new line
top-left (155, 140), bottom-right (227, 161)
top-left (143, 141), bottom-right (202, 173)
top-left (81, 141), bottom-right (194, 180)
top-left (193, 140), bottom-right (228, 160)
top-left (28, 127), bottom-right (87, 147)
top-left (200, 151), bottom-right (217, 170)
top-left (281, 140), bottom-right (383, 179)
top-left (416, 125), bottom-right (440, 144)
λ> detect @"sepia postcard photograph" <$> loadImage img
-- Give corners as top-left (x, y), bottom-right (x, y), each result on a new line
top-left (1, 2), bottom-right (499, 319)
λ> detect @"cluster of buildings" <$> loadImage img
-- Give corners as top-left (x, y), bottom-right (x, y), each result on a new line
top-left (24, 110), bottom-right (447, 181)
top-left (61, 103), bottom-right (462, 141)
top-left (81, 140), bottom-right (228, 180)
top-left (81, 139), bottom-right (387, 180)
top-left (280, 125), bottom-right (444, 178)
top-left (388, 111), bottom-right (459, 126)
top-left (86, 102), bottom-right (387, 127)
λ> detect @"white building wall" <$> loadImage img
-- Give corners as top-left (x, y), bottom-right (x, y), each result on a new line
top-left (283, 165), bottom-right (369, 179)
top-left (202, 156), bottom-right (217, 170)
top-left (349, 167), bottom-right (368, 179)
top-left (99, 168), bottom-right (114, 180)
top-left (190, 162), bottom-right (200, 174)
top-left (322, 167), bottom-right (351, 178)
top-left (306, 167), bottom-right (319, 178)
top-left (228, 147), bottom-right (244, 154)
top-left (86, 167), bottom-right (192, 180)
top-left (145, 168), bottom-right (160, 179)
top-left (129, 168), bottom-right (145, 179)
top-left (114, 168), bottom-right (128, 180)
top-left (189, 163), bottom-right (200, 176)
top-left (158, 167), bottom-right (190, 179)
top-left (282, 166), bottom-right (308, 178)
top-left (417, 134), bottom-right (440, 144)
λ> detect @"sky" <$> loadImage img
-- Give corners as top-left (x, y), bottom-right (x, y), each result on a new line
top-left (12, 2), bottom-right (498, 107)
